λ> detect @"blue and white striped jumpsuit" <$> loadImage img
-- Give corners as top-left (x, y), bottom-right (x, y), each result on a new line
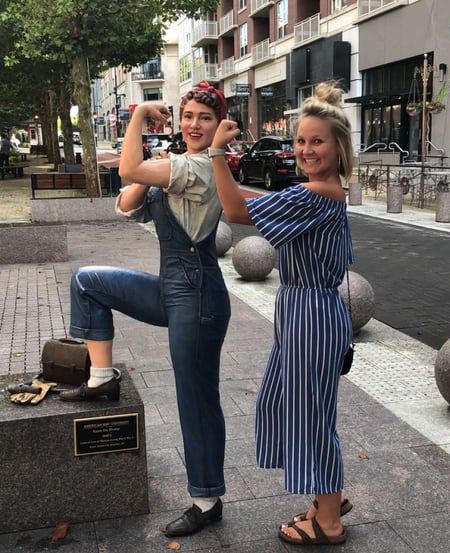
top-left (247, 185), bottom-right (353, 495)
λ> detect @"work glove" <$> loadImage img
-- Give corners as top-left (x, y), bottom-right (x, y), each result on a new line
top-left (9, 380), bottom-right (58, 405)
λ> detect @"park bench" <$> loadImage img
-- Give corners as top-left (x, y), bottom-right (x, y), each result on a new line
top-left (1, 165), bottom-right (26, 179)
top-left (29, 145), bottom-right (47, 156)
top-left (30, 171), bottom-right (114, 198)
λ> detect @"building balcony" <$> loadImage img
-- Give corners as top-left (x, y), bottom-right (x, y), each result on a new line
top-left (358, 0), bottom-right (408, 20)
top-left (219, 10), bottom-right (237, 37)
top-left (251, 39), bottom-right (275, 67)
top-left (294, 13), bottom-right (321, 47)
top-left (219, 56), bottom-right (236, 80)
top-left (250, 0), bottom-right (275, 18)
top-left (193, 63), bottom-right (219, 84)
top-left (131, 71), bottom-right (164, 82)
top-left (192, 20), bottom-right (218, 47)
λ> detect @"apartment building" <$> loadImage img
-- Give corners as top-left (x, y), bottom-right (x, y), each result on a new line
top-left (182, 0), bottom-right (449, 161)
top-left (95, 0), bottom-right (449, 162)
top-left (93, 23), bottom-right (180, 142)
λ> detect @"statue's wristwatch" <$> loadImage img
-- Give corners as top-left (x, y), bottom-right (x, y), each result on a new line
top-left (207, 148), bottom-right (226, 158)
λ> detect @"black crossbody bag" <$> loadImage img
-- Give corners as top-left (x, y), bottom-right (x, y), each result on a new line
top-left (341, 269), bottom-right (354, 375)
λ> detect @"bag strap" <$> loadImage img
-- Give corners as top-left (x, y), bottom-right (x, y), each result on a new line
top-left (346, 268), bottom-right (355, 348)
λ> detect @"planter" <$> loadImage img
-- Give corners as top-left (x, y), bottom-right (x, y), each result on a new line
top-left (426, 101), bottom-right (445, 114)
top-left (406, 104), bottom-right (421, 116)
top-left (31, 196), bottom-right (118, 223)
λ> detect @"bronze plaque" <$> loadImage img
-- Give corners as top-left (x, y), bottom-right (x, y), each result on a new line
top-left (74, 413), bottom-right (139, 456)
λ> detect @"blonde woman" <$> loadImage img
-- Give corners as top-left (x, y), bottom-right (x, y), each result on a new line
top-left (209, 81), bottom-right (354, 546)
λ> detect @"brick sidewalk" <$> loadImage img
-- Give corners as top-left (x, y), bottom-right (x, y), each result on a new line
top-left (0, 221), bottom-right (449, 552)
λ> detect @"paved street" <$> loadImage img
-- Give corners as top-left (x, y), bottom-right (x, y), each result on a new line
top-left (349, 214), bottom-right (450, 350)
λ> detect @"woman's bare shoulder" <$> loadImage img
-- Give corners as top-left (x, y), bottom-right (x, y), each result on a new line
top-left (301, 180), bottom-right (346, 203)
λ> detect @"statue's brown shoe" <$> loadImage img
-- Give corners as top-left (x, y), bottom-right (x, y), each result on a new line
top-left (59, 379), bottom-right (120, 401)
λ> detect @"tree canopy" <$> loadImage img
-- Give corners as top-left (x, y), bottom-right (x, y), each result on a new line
top-left (0, 0), bottom-right (219, 195)
top-left (2, 0), bottom-right (218, 68)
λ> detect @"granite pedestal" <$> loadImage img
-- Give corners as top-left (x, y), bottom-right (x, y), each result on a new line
top-left (0, 368), bottom-right (148, 534)
top-left (31, 197), bottom-right (118, 223)
top-left (0, 223), bottom-right (68, 263)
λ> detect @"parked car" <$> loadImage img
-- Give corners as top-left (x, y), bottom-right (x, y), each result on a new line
top-left (150, 138), bottom-right (172, 156)
top-left (166, 131), bottom-right (187, 155)
top-left (141, 134), bottom-right (172, 157)
top-left (238, 136), bottom-right (306, 190)
top-left (225, 141), bottom-right (254, 178)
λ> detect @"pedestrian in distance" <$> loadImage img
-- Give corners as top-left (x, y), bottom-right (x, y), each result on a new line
top-left (0, 132), bottom-right (12, 170)
top-left (59, 82), bottom-right (231, 537)
top-left (208, 81), bottom-right (354, 546)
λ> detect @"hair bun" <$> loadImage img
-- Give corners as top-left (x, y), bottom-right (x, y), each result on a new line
top-left (314, 82), bottom-right (343, 107)
top-left (197, 80), bottom-right (216, 93)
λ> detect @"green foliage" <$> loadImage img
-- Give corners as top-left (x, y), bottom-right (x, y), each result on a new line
top-left (0, 0), bottom-right (220, 195)
top-left (1, 0), bottom-right (219, 69)
top-left (433, 81), bottom-right (449, 104)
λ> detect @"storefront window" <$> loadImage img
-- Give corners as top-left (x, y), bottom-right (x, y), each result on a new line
top-left (228, 96), bottom-right (248, 138)
top-left (363, 104), bottom-right (403, 148)
top-left (391, 105), bottom-right (401, 144)
top-left (260, 82), bottom-right (288, 137)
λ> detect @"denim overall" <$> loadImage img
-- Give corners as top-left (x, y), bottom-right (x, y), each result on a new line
top-left (70, 188), bottom-right (231, 497)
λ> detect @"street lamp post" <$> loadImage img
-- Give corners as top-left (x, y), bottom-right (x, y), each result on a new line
top-left (416, 54), bottom-right (434, 209)
top-left (114, 85), bottom-right (121, 138)
top-left (33, 114), bottom-right (40, 145)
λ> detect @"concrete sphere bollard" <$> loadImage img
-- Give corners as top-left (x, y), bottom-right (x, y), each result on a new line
top-left (338, 270), bottom-right (375, 332)
top-left (232, 236), bottom-right (277, 281)
top-left (435, 338), bottom-right (450, 404)
top-left (216, 221), bottom-right (233, 257)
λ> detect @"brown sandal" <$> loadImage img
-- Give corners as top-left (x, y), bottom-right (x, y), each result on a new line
top-left (287, 498), bottom-right (353, 527)
top-left (279, 516), bottom-right (346, 546)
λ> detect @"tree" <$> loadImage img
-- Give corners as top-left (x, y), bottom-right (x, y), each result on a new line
top-left (1, 0), bottom-right (218, 196)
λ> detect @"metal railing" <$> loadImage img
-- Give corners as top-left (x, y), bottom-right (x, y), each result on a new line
top-left (192, 20), bottom-right (218, 45)
top-left (219, 10), bottom-right (236, 36)
top-left (358, 159), bottom-right (450, 206)
top-left (252, 39), bottom-right (274, 66)
top-left (358, 0), bottom-right (408, 18)
top-left (294, 13), bottom-right (320, 46)
top-left (250, 0), bottom-right (275, 16)
top-left (220, 57), bottom-right (235, 79)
